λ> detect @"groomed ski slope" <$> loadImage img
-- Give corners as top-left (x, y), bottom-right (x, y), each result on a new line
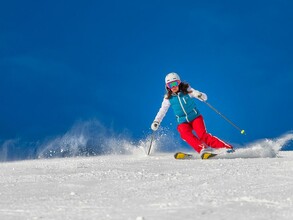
top-left (0, 148), bottom-right (293, 220)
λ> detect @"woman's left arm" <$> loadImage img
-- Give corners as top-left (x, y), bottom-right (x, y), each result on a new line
top-left (188, 87), bottom-right (208, 101)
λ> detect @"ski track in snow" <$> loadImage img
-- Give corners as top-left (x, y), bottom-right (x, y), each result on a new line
top-left (0, 133), bottom-right (292, 220)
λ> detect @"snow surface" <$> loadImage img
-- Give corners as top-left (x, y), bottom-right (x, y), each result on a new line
top-left (0, 134), bottom-right (293, 220)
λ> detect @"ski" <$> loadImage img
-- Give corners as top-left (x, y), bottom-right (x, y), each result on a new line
top-left (174, 152), bottom-right (194, 160)
top-left (174, 151), bottom-right (217, 160)
top-left (174, 148), bottom-right (235, 160)
top-left (200, 152), bottom-right (217, 159)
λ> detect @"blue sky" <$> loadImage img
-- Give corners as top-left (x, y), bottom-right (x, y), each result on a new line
top-left (0, 0), bottom-right (292, 157)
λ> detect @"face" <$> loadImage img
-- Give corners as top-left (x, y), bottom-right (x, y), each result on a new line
top-left (166, 80), bottom-right (180, 93)
top-left (170, 86), bottom-right (179, 93)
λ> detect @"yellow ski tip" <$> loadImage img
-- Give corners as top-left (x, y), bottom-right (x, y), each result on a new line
top-left (174, 152), bottom-right (186, 159)
top-left (174, 152), bottom-right (193, 160)
top-left (201, 152), bottom-right (217, 160)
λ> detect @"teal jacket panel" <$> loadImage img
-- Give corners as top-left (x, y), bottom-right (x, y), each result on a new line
top-left (169, 92), bottom-right (200, 124)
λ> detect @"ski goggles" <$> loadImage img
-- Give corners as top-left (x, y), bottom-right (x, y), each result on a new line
top-left (166, 80), bottom-right (180, 89)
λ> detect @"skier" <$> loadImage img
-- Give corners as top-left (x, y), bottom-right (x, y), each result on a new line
top-left (151, 72), bottom-right (233, 158)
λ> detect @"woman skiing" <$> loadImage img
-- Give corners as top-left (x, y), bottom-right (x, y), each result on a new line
top-left (151, 72), bottom-right (233, 158)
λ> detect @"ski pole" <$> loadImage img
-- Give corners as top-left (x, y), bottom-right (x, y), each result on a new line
top-left (202, 100), bottom-right (246, 135)
top-left (147, 131), bottom-right (155, 155)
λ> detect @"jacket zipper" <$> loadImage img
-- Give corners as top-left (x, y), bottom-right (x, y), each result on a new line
top-left (177, 95), bottom-right (189, 122)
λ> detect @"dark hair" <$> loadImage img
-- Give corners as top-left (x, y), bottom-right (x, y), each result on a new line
top-left (165, 82), bottom-right (191, 99)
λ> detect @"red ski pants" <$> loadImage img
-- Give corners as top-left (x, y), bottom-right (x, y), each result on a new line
top-left (177, 115), bottom-right (232, 153)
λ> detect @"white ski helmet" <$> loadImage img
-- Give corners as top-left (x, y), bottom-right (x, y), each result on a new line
top-left (165, 72), bottom-right (181, 84)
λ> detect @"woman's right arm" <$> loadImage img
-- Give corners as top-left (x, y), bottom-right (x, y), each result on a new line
top-left (154, 98), bottom-right (170, 123)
